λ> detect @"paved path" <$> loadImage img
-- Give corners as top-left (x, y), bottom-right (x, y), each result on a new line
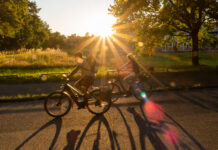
top-left (0, 88), bottom-right (218, 150)
top-left (0, 83), bottom-right (63, 96)
top-left (1, 70), bottom-right (218, 97)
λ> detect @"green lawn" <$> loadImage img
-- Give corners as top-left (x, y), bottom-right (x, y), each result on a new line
top-left (0, 66), bottom-right (112, 83)
top-left (0, 50), bottom-right (218, 83)
top-left (0, 93), bottom-right (48, 100)
top-left (138, 52), bottom-right (218, 67)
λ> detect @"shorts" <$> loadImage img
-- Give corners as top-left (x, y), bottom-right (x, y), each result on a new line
top-left (123, 72), bottom-right (136, 81)
top-left (75, 75), bottom-right (95, 90)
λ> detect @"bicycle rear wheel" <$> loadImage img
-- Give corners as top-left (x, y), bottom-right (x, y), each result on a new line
top-left (130, 81), bottom-right (152, 101)
top-left (44, 91), bottom-right (72, 117)
top-left (87, 89), bottom-right (112, 115)
top-left (108, 82), bottom-right (121, 103)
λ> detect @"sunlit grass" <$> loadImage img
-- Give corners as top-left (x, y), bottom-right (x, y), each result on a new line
top-left (0, 48), bottom-right (75, 67)
top-left (139, 52), bottom-right (218, 67)
top-left (0, 93), bottom-right (48, 100)
top-left (0, 47), bottom-right (218, 83)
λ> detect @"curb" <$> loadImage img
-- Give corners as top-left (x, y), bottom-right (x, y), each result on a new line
top-left (0, 85), bottom-right (217, 103)
top-left (152, 85), bottom-right (218, 92)
top-left (0, 96), bottom-right (47, 103)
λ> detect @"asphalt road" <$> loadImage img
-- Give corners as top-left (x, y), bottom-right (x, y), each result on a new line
top-left (0, 88), bottom-right (217, 150)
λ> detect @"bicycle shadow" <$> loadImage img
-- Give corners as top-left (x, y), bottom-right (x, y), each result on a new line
top-left (176, 92), bottom-right (218, 112)
top-left (113, 103), bottom-right (168, 150)
top-left (128, 105), bottom-right (205, 150)
top-left (15, 117), bottom-right (62, 150)
top-left (64, 115), bottom-right (116, 150)
top-left (113, 102), bottom-right (171, 150)
top-left (127, 106), bottom-right (169, 150)
top-left (113, 104), bottom-right (136, 150)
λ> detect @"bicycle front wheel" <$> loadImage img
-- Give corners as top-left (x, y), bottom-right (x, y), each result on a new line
top-left (87, 89), bottom-right (112, 115)
top-left (44, 91), bottom-right (72, 117)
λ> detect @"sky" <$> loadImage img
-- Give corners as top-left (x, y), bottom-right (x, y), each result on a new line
top-left (34, 0), bottom-right (116, 36)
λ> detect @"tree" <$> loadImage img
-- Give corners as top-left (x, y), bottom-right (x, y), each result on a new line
top-left (0, 0), bottom-right (23, 38)
top-left (16, 1), bottom-right (49, 49)
top-left (43, 32), bottom-right (66, 49)
top-left (110, 0), bottom-right (218, 66)
top-left (0, 0), bottom-right (50, 50)
top-left (0, 0), bottom-right (27, 49)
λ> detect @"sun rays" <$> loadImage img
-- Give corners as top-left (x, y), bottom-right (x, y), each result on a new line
top-left (74, 22), bottom-right (139, 67)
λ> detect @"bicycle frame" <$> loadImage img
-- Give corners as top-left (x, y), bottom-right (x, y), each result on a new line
top-left (44, 77), bottom-right (112, 117)
top-left (60, 82), bottom-right (86, 106)
top-left (107, 70), bottom-right (128, 93)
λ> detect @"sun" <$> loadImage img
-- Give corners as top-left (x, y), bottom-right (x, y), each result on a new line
top-left (94, 26), bottom-right (115, 37)
top-left (86, 14), bottom-right (116, 38)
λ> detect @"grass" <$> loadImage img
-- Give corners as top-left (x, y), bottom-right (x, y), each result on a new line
top-left (0, 66), bottom-right (111, 83)
top-left (0, 48), bottom-right (78, 83)
top-left (0, 49), bottom-right (218, 83)
top-left (0, 48), bottom-right (75, 67)
top-left (0, 93), bottom-right (48, 100)
top-left (139, 52), bottom-right (218, 67)
top-left (0, 67), bottom-right (76, 83)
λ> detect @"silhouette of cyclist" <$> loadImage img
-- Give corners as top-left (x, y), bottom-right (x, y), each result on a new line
top-left (67, 52), bottom-right (97, 93)
top-left (118, 53), bottom-right (140, 96)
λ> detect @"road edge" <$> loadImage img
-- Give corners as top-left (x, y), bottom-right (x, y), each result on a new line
top-left (0, 85), bottom-right (217, 103)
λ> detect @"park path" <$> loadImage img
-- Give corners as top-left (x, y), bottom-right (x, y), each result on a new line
top-left (0, 88), bottom-right (218, 150)
top-left (0, 82), bottom-right (62, 96)
top-left (0, 70), bottom-right (218, 97)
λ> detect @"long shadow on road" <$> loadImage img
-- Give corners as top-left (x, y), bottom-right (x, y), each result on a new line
top-left (113, 104), bottom-right (136, 150)
top-left (67, 115), bottom-right (115, 150)
top-left (118, 98), bottom-right (206, 150)
top-left (15, 117), bottom-right (62, 150)
top-left (176, 92), bottom-right (218, 112)
top-left (64, 100), bottom-right (206, 150)
top-left (127, 107), bottom-right (168, 150)
top-left (13, 96), bottom-right (207, 150)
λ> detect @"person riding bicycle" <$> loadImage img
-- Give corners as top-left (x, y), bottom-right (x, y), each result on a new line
top-left (118, 53), bottom-right (140, 96)
top-left (66, 52), bottom-right (97, 108)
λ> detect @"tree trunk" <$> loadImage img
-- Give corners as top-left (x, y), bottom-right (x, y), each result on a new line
top-left (173, 42), bottom-right (178, 52)
top-left (191, 32), bottom-right (199, 66)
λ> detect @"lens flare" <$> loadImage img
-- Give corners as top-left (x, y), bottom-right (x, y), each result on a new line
top-left (170, 82), bottom-right (176, 87)
top-left (164, 129), bottom-right (179, 145)
top-left (41, 75), bottom-right (47, 81)
top-left (140, 92), bottom-right (148, 101)
top-left (144, 101), bottom-right (164, 123)
top-left (77, 58), bottom-right (84, 64)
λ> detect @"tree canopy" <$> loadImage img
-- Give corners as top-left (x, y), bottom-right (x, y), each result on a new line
top-left (110, 0), bottom-right (218, 66)
top-left (0, 0), bottom-right (51, 50)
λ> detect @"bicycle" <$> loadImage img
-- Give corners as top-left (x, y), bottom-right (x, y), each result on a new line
top-left (106, 69), bottom-right (152, 102)
top-left (44, 76), bottom-right (112, 117)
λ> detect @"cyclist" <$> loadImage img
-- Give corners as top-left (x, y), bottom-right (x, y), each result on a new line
top-left (66, 52), bottom-right (97, 108)
top-left (118, 53), bottom-right (140, 96)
